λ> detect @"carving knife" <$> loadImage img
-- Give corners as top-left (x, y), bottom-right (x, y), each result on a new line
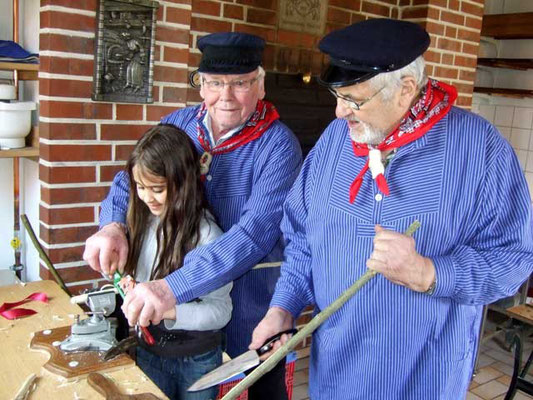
top-left (188, 328), bottom-right (297, 392)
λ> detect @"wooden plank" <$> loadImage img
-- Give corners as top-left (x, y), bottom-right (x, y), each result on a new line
top-left (0, 146), bottom-right (39, 159)
top-left (0, 61), bottom-right (39, 71)
top-left (477, 58), bottom-right (533, 71)
top-left (0, 280), bottom-right (167, 399)
top-left (474, 87), bottom-right (533, 98)
top-left (481, 13), bottom-right (533, 39)
top-left (506, 304), bottom-right (533, 326)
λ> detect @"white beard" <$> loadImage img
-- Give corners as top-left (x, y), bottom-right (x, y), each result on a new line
top-left (348, 118), bottom-right (386, 145)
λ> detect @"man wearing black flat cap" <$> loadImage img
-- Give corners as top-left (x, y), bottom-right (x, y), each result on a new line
top-left (252, 18), bottom-right (533, 399)
top-left (84, 32), bottom-right (302, 399)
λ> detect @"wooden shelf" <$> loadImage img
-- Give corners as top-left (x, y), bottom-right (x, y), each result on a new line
top-left (477, 58), bottom-right (533, 71)
top-left (0, 146), bottom-right (38, 159)
top-left (481, 13), bottom-right (533, 39)
top-left (0, 61), bottom-right (38, 80)
top-left (474, 86), bottom-right (533, 98)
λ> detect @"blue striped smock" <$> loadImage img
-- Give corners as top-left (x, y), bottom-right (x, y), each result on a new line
top-left (100, 105), bottom-right (302, 356)
top-left (271, 106), bottom-right (533, 399)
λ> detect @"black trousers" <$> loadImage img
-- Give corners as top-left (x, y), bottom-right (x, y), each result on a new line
top-left (246, 357), bottom-right (288, 400)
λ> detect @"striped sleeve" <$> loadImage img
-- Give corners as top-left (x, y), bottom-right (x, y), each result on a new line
top-left (433, 124), bottom-right (533, 304)
top-left (99, 170), bottom-right (130, 228)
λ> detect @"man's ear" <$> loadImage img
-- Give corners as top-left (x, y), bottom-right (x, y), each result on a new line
top-left (398, 76), bottom-right (418, 108)
top-left (199, 84), bottom-right (206, 100)
top-left (257, 79), bottom-right (266, 100)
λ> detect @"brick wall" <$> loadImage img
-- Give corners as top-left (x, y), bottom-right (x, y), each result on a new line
top-left (38, 0), bottom-right (484, 298)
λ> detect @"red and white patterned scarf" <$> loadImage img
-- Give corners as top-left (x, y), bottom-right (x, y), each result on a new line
top-left (349, 79), bottom-right (457, 203)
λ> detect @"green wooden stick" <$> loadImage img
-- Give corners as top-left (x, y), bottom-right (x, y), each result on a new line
top-left (221, 220), bottom-right (421, 400)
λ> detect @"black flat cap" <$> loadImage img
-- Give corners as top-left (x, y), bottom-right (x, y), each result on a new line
top-left (318, 19), bottom-right (430, 88)
top-left (197, 32), bottom-right (264, 74)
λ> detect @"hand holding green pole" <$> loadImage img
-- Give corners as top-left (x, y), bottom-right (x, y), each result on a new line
top-left (221, 220), bottom-right (421, 400)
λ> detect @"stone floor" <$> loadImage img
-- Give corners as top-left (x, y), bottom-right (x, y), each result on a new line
top-left (290, 317), bottom-right (533, 400)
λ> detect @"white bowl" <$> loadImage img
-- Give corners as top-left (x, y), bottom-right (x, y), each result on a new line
top-left (0, 101), bottom-right (36, 148)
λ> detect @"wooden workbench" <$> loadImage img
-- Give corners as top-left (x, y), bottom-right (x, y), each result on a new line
top-left (0, 280), bottom-right (167, 399)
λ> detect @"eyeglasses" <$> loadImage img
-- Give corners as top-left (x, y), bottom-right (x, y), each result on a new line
top-left (328, 86), bottom-right (385, 110)
top-left (202, 76), bottom-right (260, 93)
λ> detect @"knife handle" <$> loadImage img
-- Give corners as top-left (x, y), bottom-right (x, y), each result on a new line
top-left (257, 328), bottom-right (297, 356)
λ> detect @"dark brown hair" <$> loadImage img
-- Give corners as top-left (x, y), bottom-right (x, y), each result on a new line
top-left (124, 124), bottom-right (208, 280)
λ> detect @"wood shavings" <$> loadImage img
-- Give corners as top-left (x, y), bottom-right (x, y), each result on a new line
top-left (52, 315), bottom-right (64, 321)
top-left (57, 378), bottom-right (79, 388)
top-left (13, 373), bottom-right (36, 400)
top-left (0, 323), bottom-right (13, 332)
top-left (18, 280), bottom-right (27, 287)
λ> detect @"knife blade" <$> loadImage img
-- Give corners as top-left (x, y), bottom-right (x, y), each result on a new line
top-left (188, 328), bottom-right (297, 392)
top-left (102, 335), bottom-right (138, 361)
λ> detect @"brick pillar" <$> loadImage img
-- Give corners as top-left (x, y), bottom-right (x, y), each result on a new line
top-left (39, 0), bottom-right (192, 293)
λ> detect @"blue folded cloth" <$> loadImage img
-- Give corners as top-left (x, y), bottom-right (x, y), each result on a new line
top-left (0, 40), bottom-right (38, 63)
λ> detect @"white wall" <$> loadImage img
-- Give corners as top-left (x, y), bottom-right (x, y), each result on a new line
top-left (472, 0), bottom-right (533, 199)
top-left (0, 0), bottom-right (40, 282)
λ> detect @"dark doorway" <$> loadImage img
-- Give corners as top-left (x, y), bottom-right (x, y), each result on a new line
top-left (264, 72), bottom-right (337, 157)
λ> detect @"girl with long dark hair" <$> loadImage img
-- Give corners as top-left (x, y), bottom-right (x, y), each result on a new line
top-left (124, 124), bottom-right (232, 400)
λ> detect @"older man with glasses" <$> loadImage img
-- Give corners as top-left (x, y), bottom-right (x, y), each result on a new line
top-left (251, 19), bottom-right (533, 399)
top-left (83, 32), bottom-right (302, 400)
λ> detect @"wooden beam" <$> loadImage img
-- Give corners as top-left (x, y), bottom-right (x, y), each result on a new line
top-left (477, 58), bottom-right (533, 71)
top-left (474, 87), bottom-right (533, 98)
top-left (481, 13), bottom-right (533, 39)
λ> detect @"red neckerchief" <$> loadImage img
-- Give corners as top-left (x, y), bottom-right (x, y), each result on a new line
top-left (197, 100), bottom-right (279, 179)
top-left (349, 79), bottom-right (457, 203)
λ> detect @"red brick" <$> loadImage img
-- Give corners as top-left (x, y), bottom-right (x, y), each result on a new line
top-left (101, 124), bottom-right (153, 141)
top-left (42, 186), bottom-right (110, 205)
top-left (456, 95), bottom-right (472, 108)
top-left (40, 33), bottom-right (94, 55)
top-left (156, 26), bottom-right (190, 45)
top-left (40, 224), bottom-right (98, 245)
top-left (192, 0), bottom-right (221, 16)
top-left (187, 89), bottom-right (203, 104)
top-left (361, 1), bottom-right (391, 17)
top-left (40, 78), bottom-right (92, 98)
top-left (437, 37), bottom-right (462, 52)
top-left (146, 105), bottom-right (179, 122)
top-left (288, 48), bottom-right (300, 73)
top-left (223, 4), bottom-right (244, 20)
top-left (327, 7), bottom-right (351, 24)
top-left (459, 69), bottom-right (475, 82)
top-left (391, 7), bottom-right (399, 19)
top-left (399, 0), bottom-right (410, 5)
top-left (462, 42), bottom-right (479, 56)
top-left (166, 7), bottom-right (192, 25)
top-left (40, 100), bottom-right (83, 118)
top-left (83, 103), bottom-right (113, 120)
top-left (263, 44), bottom-right (276, 70)
top-left (40, 165), bottom-right (96, 184)
top-left (350, 13), bottom-right (366, 24)
top-left (40, 143), bottom-right (112, 162)
top-left (153, 65), bottom-right (188, 83)
top-left (445, 25), bottom-right (457, 38)
top-left (40, 206), bottom-right (95, 225)
top-left (163, 87), bottom-right (188, 103)
top-left (423, 50), bottom-right (440, 63)
top-left (39, 122), bottom-right (96, 140)
top-left (115, 144), bottom-right (137, 161)
top-left (277, 30), bottom-right (317, 48)
top-left (235, 0), bottom-right (275, 9)
top-left (461, 1), bottom-right (484, 17)
top-left (457, 28), bottom-right (480, 43)
top-left (455, 55), bottom-right (477, 68)
top-left (448, 0), bottom-right (460, 10)
top-left (40, 10), bottom-right (95, 32)
top-left (39, 56), bottom-right (93, 77)
top-left (116, 104), bottom-right (143, 121)
top-left (441, 53), bottom-right (454, 65)
top-left (453, 82), bottom-right (474, 95)
top-left (234, 24), bottom-right (276, 42)
top-left (465, 16), bottom-right (482, 30)
top-left (191, 17), bottom-right (232, 33)
top-left (248, 8), bottom-right (277, 26)
top-left (39, 264), bottom-right (101, 286)
top-left (41, 0), bottom-right (97, 11)
top-left (423, 21), bottom-right (445, 36)
top-left (440, 10), bottom-right (465, 25)
top-left (434, 66), bottom-right (458, 79)
top-left (328, 0), bottom-right (361, 10)
top-left (402, 6), bottom-right (429, 20)
top-left (100, 165), bottom-right (126, 183)
top-left (164, 47), bottom-right (189, 64)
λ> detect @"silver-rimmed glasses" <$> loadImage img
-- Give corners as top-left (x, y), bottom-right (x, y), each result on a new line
top-left (328, 85), bottom-right (385, 110)
top-left (202, 76), bottom-right (260, 93)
